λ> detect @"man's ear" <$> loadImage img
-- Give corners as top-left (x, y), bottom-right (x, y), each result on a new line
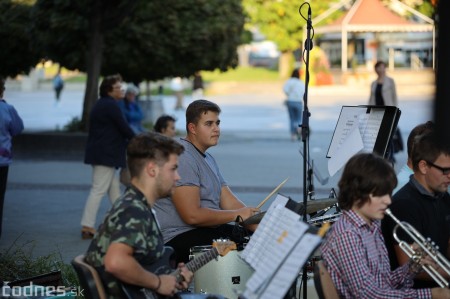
top-left (146, 161), bottom-right (157, 177)
top-left (418, 160), bottom-right (428, 175)
top-left (187, 123), bottom-right (196, 135)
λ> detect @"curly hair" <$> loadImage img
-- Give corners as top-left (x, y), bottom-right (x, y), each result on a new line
top-left (338, 153), bottom-right (397, 210)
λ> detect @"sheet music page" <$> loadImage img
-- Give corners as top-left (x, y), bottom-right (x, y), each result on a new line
top-left (241, 201), bottom-right (305, 272)
top-left (244, 220), bottom-right (310, 298)
top-left (328, 126), bottom-right (364, 176)
top-left (359, 108), bottom-right (384, 152)
top-left (242, 232), bottom-right (322, 299)
top-left (328, 107), bottom-right (386, 158)
top-left (259, 233), bottom-right (322, 299)
top-left (241, 194), bottom-right (289, 264)
top-left (327, 106), bottom-right (361, 158)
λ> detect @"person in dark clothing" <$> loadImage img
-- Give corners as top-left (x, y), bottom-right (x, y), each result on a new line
top-left (80, 74), bottom-right (135, 239)
top-left (0, 77), bottom-right (24, 238)
top-left (382, 131), bottom-right (450, 289)
top-left (53, 67), bottom-right (64, 106)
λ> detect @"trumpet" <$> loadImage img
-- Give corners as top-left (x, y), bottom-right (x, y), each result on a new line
top-left (385, 208), bottom-right (450, 288)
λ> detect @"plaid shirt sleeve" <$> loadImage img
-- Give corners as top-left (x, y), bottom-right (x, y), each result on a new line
top-left (331, 229), bottom-right (432, 299)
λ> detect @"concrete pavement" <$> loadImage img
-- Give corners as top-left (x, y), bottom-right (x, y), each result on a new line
top-left (0, 81), bottom-right (434, 266)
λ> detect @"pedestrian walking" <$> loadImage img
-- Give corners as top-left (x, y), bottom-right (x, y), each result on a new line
top-left (81, 74), bottom-right (135, 239)
top-left (283, 68), bottom-right (305, 141)
top-left (53, 68), bottom-right (64, 106)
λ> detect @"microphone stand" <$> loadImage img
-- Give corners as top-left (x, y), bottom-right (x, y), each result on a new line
top-left (301, 5), bottom-right (313, 299)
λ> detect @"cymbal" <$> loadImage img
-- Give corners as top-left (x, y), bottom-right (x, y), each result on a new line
top-left (241, 211), bottom-right (266, 226)
top-left (305, 198), bottom-right (337, 214)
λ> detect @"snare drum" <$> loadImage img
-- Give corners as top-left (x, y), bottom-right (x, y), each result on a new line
top-left (190, 245), bottom-right (254, 299)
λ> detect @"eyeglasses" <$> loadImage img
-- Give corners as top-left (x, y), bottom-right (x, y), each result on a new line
top-left (425, 160), bottom-right (450, 175)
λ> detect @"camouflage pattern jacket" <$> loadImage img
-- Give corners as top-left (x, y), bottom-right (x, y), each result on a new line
top-left (85, 187), bottom-right (164, 299)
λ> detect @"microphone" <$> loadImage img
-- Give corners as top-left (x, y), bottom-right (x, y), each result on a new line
top-left (308, 7), bottom-right (312, 24)
top-left (305, 6), bottom-right (313, 50)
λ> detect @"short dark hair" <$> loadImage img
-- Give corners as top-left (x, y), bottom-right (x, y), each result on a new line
top-left (374, 61), bottom-right (386, 69)
top-left (99, 74), bottom-right (122, 97)
top-left (127, 132), bottom-right (184, 178)
top-left (407, 121), bottom-right (434, 158)
top-left (185, 100), bottom-right (221, 132)
top-left (154, 115), bottom-right (176, 133)
top-left (290, 68), bottom-right (300, 78)
top-left (338, 153), bottom-right (397, 211)
top-left (411, 131), bottom-right (450, 171)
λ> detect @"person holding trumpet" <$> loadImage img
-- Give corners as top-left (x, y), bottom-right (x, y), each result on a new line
top-left (154, 100), bottom-right (260, 264)
top-left (382, 131), bottom-right (450, 289)
top-left (320, 153), bottom-right (450, 298)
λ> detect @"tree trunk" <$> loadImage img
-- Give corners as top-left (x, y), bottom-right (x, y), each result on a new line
top-left (81, 5), bottom-right (104, 131)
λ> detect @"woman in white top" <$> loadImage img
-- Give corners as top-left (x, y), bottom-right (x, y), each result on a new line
top-left (283, 68), bottom-right (305, 141)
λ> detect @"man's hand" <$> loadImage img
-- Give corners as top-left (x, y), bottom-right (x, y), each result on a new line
top-left (176, 263), bottom-right (193, 289)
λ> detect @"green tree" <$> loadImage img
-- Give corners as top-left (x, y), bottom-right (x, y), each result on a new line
top-left (103, 0), bottom-right (244, 82)
top-left (31, 0), bottom-right (245, 130)
top-left (31, 0), bottom-right (138, 130)
top-left (0, 0), bottom-right (41, 78)
top-left (243, 0), bottom-right (339, 78)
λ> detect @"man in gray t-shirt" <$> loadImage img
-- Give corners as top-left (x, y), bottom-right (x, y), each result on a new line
top-left (154, 100), bottom-right (259, 263)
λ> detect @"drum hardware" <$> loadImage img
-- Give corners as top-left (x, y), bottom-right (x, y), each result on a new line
top-left (307, 212), bottom-right (342, 226)
top-left (302, 198), bottom-right (337, 214)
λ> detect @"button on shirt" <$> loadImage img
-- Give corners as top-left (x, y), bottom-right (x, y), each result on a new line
top-left (321, 210), bottom-right (431, 299)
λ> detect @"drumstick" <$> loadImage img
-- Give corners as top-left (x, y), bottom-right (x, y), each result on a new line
top-left (256, 177), bottom-right (289, 209)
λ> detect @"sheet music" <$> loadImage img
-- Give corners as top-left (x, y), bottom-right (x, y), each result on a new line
top-left (241, 196), bottom-right (304, 272)
top-left (327, 107), bottom-right (386, 158)
top-left (359, 108), bottom-right (384, 152)
top-left (327, 106), bottom-right (361, 158)
top-left (328, 126), bottom-right (363, 176)
top-left (259, 233), bottom-right (322, 299)
top-left (241, 194), bottom-right (322, 299)
top-left (326, 106), bottom-right (387, 176)
top-left (242, 232), bottom-right (322, 299)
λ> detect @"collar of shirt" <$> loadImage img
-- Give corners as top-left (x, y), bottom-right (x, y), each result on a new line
top-left (126, 185), bottom-right (149, 207)
top-left (181, 137), bottom-right (206, 157)
top-left (410, 175), bottom-right (446, 200)
top-left (344, 209), bottom-right (380, 233)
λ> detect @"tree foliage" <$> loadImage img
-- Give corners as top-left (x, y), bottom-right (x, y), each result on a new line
top-left (0, 0), bottom-right (41, 78)
top-left (30, 0), bottom-right (245, 129)
top-left (243, 0), bottom-right (341, 53)
top-left (103, 0), bottom-right (245, 82)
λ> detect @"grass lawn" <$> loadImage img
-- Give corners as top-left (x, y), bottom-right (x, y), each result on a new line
top-left (44, 66), bottom-right (281, 84)
top-left (202, 67), bottom-right (280, 82)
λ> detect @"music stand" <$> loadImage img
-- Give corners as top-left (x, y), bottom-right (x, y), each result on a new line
top-left (240, 194), bottom-right (325, 299)
top-left (326, 105), bottom-right (401, 176)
